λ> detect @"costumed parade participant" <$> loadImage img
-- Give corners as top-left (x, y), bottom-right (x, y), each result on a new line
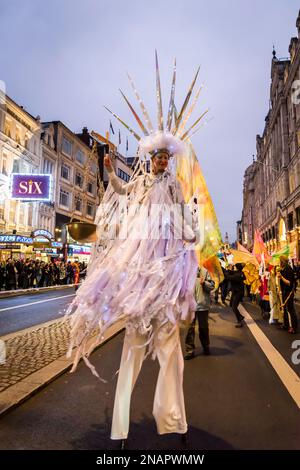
top-left (66, 52), bottom-right (222, 447)
top-left (276, 256), bottom-right (298, 334)
top-left (268, 264), bottom-right (281, 324)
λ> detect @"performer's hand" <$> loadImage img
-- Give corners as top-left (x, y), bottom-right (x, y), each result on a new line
top-left (104, 153), bottom-right (113, 172)
top-left (199, 276), bottom-right (205, 285)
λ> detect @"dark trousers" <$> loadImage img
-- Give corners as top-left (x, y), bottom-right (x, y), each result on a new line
top-left (283, 292), bottom-right (298, 331)
top-left (231, 291), bottom-right (244, 322)
top-left (214, 281), bottom-right (228, 303)
top-left (185, 310), bottom-right (209, 353)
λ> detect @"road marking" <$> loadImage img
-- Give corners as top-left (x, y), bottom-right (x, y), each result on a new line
top-left (239, 304), bottom-right (300, 409)
top-left (0, 294), bottom-right (75, 313)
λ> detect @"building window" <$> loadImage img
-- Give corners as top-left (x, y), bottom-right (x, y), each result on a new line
top-left (59, 189), bottom-right (70, 207)
top-left (75, 197), bottom-right (82, 212)
top-left (0, 204), bottom-right (4, 221)
top-left (272, 226), bottom-right (276, 239)
top-left (86, 201), bottom-right (94, 217)
top-left (117, 168), bottom-right (130, 182)
top-left (15, 127), bottom-right (21, 145)
top-left (43, 158), bottom-right (53, 175)
top-left (296, 207), bottom-right (300, 226)
top-left (87, 181), bottom-right (94, 194)
top-left (4, 119), bottom-right (11, 138)
top-left (62, 136), bottom-right (72, 156)
top-left (75, 172), bottom-right (83, 188)
top-left (61, 163), bottom-right (70, 180)
top-left (9, 201), bottom-right (17, 224)
top-left (25, 134), bottom-right (30, 150)
top-left (288, 212), bottom-right (294, 231)
top-left (27, 205), bottom-right (33, 226)
top-left (19, 205), bottom-right (25, 225)
top-left (1, 155), bottom-right (8, 176)
top-left (12, 159), bottom-right (20, 173)
top-left (76, 150), bottom-right (85, 165)
top-left (89, 161), bottom-right (97, 173)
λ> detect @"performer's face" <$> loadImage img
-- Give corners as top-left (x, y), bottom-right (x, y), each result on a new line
top-left (152, 151), bottom-right (169, 174)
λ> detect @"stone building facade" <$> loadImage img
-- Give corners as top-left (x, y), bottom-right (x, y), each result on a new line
top-left (42, 121), bottom-right (100, 238)
top-left (241, 10), bottom-right (300, 260)
top-left (0, 92), bottom-right (42, 237)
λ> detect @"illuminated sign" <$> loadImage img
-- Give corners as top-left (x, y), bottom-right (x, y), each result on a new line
top-left (33, 229), bottom-right (53, 239)
top-left (68, 244), bottom-right (91, 255)
top-left (0, 245), bottom-right (21, 249)
top-left (34, 236), bottom-right (50, 243)
top-left (33, 248), bottom-right (57, 253)
top-left (0, 235), bottom-right (33, 244)
top-left (52, 241), bottom-right (63, 248)
top-left (10, 174), bottom-right (52, 201)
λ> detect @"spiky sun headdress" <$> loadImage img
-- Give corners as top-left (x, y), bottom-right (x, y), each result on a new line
top-left (104, 51), bottom-right (208, 159)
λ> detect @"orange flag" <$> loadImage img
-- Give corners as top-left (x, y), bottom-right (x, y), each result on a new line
top-left (237, 242), bottom-right (250, 254)
top-left (252, 229), bottom-right (270, 263)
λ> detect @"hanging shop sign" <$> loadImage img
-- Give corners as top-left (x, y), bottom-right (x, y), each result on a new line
top-left (10, 174), bottom-right (52, 201)
top-left (32, 229), bottom-right (53, 240)
top-left (33, 236), bottom-right (51, 248)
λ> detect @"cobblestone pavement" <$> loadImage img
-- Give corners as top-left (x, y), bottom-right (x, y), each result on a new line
top-left (0, 319), bottom-right (71, 392)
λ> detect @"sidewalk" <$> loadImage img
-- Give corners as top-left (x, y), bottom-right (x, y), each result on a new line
top-left (0, 316), bottom-right (124, 416)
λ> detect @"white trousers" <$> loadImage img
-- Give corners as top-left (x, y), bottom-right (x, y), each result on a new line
top-left (111, 322), bottom-right (187, 439)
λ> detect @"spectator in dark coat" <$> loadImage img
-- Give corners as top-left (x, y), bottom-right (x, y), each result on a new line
top-left (228, 263), bottom-right (246, 327)
top-left (278, 256), bottom-right (298, 334)
top-left (5, 259), bottom-right (17, 290)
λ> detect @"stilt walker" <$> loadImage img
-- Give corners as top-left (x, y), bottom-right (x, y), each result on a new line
top-left (66, 52), bottom-right (222, 447)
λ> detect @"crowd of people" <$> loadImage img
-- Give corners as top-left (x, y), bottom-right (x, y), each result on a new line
top-left (0, 258), bottom-right (87, 291)
top-left (214, 255), bottom-right (300, 334)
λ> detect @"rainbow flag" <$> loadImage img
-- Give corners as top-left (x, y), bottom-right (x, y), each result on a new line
top-left (176, 141), bottom-right (223, 286)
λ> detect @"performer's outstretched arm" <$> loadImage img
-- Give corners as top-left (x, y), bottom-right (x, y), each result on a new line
top-left (104, 154), bottom-right (135, 195)
top-left (175, 181), bottom-right (199, 243)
